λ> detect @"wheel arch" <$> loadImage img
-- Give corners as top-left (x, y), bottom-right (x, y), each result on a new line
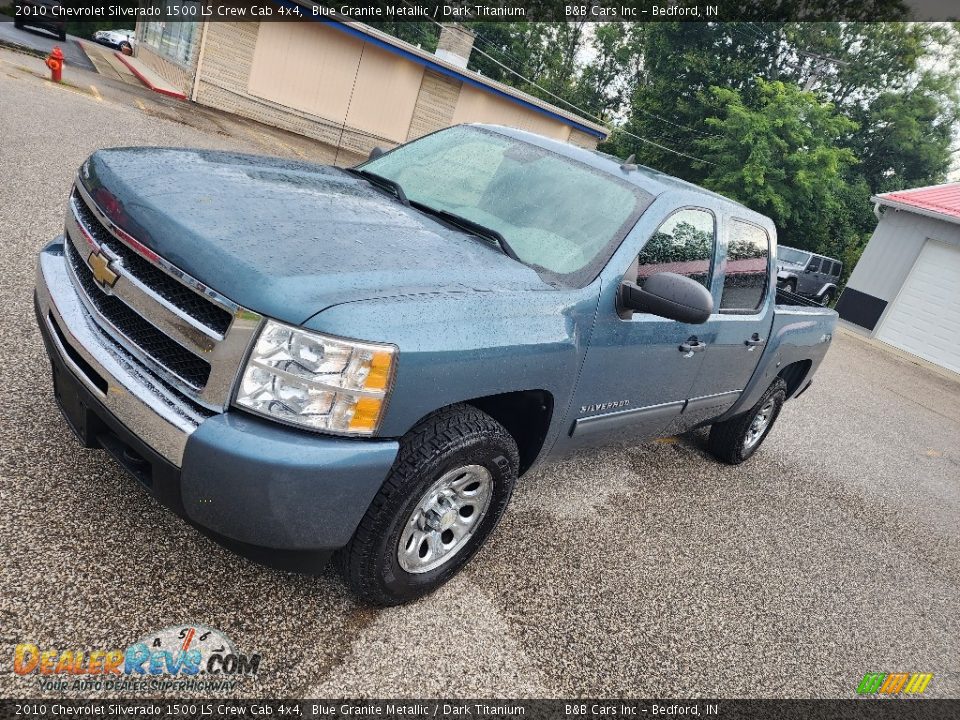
top-left (404, 390), bottom-right (555, 477)
top-left (466, 390), bottom-right (554, 476)
top-left (778, 360), bottom-right (812, 398)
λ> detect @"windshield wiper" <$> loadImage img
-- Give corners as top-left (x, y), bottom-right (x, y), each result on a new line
top-left (346, 168), bottom-right (409, 206)
top-left (411, 202), bottom-right (520, 261)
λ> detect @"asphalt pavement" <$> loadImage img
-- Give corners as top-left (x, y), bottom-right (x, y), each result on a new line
top-left (0, 55), bottom-right (958, 699)
top-left (0, 16), bottom-right (95, 71)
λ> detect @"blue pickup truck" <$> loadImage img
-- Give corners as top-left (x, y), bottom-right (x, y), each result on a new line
top-left (34, 125), bottom-right (836, 604)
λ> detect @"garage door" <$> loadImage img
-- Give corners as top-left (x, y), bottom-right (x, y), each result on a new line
top-left (876, 239), bottom-right (960, 374)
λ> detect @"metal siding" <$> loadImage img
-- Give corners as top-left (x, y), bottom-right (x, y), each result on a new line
top-left (451, 83), bottom-right (573, 142)
top-left (248, 21), bottom-right (362, 128)
top-left (847, 210), bottom-right (959, 302)
top-left (193, 23), bottom-right (363, 164)
top-left (191, 20), bottom-right (602, 161)
top-left (343, 43), bottom-right (424, 144)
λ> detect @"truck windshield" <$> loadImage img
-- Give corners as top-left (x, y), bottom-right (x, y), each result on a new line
top-left (361, 126), bottom-right (650, 286)
top-left (778, 247), bottom-right (811, 265)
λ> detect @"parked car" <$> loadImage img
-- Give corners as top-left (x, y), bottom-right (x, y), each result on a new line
top-left (92, 28), bottom-right (135, 54)
top-left (33, 125), bottom-right (837, 605)
top-left (13, 0), bottom-right (66, 42)
top-left (776, 245), bottom-right (843, 305)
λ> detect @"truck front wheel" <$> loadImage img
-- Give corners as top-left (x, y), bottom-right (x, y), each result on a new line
top-left (336, 405), bottom-right (519, 606)
top-left (707, 378), bottom-right (787, 464)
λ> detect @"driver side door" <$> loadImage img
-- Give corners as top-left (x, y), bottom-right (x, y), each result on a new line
top-left (562, 207), bottom-right (719, 450)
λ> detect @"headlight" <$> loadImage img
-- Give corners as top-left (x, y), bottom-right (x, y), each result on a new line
top-left (235, 320), bottom-right (396, 435)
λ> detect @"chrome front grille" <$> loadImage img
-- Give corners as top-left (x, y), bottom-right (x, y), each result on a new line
top-left (65, 240), bottom-right (212, 389)
top-left (71, 191), bottom-right (234, 335)
top-left (64, 180), bottom-right (262, 410)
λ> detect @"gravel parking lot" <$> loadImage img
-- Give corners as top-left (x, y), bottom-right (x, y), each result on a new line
top-left (1, 54), bottom-right (958, 699)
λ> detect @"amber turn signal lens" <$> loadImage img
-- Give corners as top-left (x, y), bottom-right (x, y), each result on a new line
top-left (349, 396), bottom-right (384, 432)
top-left (363, 351), bottom-right (394, 391)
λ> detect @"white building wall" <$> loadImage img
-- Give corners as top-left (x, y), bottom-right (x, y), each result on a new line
top-left (843, 207), bottom-right (960, 336)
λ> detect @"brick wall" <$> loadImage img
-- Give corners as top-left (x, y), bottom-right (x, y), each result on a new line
top-left (407, 70), bottom-right (461, 141)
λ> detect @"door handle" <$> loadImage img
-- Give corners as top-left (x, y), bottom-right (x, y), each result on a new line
top-left (745, 334), bottom-right (766, 348)
top-left (679, 338), bottom-right (707, 356)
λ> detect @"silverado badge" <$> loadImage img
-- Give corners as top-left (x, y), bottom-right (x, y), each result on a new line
top-left (88, 250), bottom-right (119, 289)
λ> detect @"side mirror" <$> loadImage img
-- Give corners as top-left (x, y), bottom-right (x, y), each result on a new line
top-left (368, 146), bottom-right (386, 161)
top-left (620, 272), bottom-right (713, 324)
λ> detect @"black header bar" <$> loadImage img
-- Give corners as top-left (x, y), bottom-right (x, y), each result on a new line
top-left (2, 699), bottom-right (959, 719)
top-left (4, 0), bottom-right (960, 24)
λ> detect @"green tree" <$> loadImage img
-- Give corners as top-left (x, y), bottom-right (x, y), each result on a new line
top-left (696, 80), bottom-right (858, 253)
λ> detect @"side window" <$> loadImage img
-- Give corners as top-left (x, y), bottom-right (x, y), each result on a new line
top-left (807, 256), bottom-right (822, 273)
top-left (636, 208), bottom-right (715, 288)
top-left (831, 261), bottom-right (842, 277)
top-left (721, 220), bottom-right (769, 312)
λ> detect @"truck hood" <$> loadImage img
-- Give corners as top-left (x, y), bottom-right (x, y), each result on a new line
top-left (80, 148), bottom-right (549, 324)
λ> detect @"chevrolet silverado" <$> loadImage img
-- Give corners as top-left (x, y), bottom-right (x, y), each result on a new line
top-left (34, 125), bottom-right (837, 605)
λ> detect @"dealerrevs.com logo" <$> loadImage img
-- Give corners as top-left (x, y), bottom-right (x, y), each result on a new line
top-left (14, 624), bottom-right (261, 693)
top-left (856, 672), bottom-right (934, 695)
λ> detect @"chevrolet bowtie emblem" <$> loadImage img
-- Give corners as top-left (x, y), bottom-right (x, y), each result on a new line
top-left (88, 250), bottom-right (119, 289)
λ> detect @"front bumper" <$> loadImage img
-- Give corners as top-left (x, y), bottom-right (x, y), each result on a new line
top-left (35, 239), bottom-right (399, 552)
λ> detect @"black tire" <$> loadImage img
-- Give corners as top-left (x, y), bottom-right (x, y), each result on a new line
top-left (708, 378), bottom-right (787, 465)
top-left (336, 404), bottom-right (519, 606)
top-left (820, 289), bottom-right (835, 306)
top-left (784, 279), bottom-right (797, 294)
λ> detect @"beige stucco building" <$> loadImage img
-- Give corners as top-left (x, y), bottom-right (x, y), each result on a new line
top-left (134, 14), bottom-right (607, 164)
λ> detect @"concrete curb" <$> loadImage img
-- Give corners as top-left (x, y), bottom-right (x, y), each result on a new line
top-left (0, 37), bottom-right (43, 59)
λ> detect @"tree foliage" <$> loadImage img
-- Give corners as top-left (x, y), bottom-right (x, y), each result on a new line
top-left (600, 22), bottom-right (959, 276)
top-left (372, 19), bottom-right (959, 280)
top-left (695, 79), bottom-right (858, 252)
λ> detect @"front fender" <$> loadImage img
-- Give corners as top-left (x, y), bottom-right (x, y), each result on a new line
top-left (816, 282), bottom-right (838, 297)
top-left (303, 287), bottom-right (600, 440)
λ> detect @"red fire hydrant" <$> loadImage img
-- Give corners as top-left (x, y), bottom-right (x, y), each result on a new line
top-left (45, 47), bottom-right (64, 83)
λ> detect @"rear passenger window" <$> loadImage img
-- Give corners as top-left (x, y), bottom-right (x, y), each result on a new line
top-left (721, 220), bottom-right (769, 312)
top-left (807, 257), bottom-right (822, 273)
top-left (636, 208), bottom-right (715, 289)
top-left (831, 261), bottom-right (842, 276)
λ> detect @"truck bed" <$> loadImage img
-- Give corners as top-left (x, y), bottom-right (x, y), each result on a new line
top-left (775, 287), bottom-right (827, 307)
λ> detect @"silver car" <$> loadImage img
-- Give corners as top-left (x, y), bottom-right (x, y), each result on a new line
top-left (776, 245), bottom-right (842, 306)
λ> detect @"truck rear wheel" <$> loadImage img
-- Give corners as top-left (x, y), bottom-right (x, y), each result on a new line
top-left (707, 378), bottom-right (787, 464)
top-left (336, 405), bottom-right (518, 606)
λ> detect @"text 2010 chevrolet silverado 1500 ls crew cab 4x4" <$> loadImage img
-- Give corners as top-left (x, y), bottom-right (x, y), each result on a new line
top-left (34, 125), bottom-right (837, 604)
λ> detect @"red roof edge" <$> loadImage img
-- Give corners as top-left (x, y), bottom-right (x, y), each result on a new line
top-left (876, 182), bottom-right (960, 221)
